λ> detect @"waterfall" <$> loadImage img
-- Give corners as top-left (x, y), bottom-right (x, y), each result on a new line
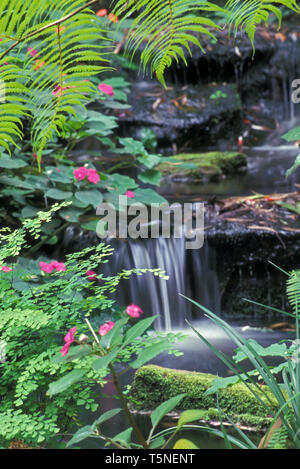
top-left (102, 236), bottom-right (221, 331)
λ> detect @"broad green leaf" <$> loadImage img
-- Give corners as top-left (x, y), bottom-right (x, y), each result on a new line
top-left (138, 154), bottom-right (161, 169)
top-left (46, 188), bottom-right (72, 200)
top-left (66, 425), bottom-right (95, 448)
top-left (138, 169), bottom-right (162, 186)
top-left (130, 340), bottom-right (173, 368)
top-left (150, 436), bottom-right (166, 448)
top-left (112, 427), bottom-right (133, 446)
top-left (282, 126), bottom-right (300, 142)
top-left (177, 409), bottom-right (208, 430)
top-left (94, 408), bottom-right (122, 426)
top-left (173, 439), bottom-right (199, 449)
top-left (75, 190), bottom-right (103, 208)
top-left (47, 369), bottom-right (85, 397)
top-left (123, 315), bottom-right (158, 348)
top-left (92, 348), bottom-right (119, 370)
top-left (52, 345), bottom-right (91, 363)
top-left (60, 207), bottom-right (84, 222)
top-left (150, 394), bottom-right (186, 430)
top-left (0, 157), bottom-right (27, 168)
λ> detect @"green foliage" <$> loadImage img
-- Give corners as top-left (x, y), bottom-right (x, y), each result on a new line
top-left (0, 205), bottom-right (183, 448)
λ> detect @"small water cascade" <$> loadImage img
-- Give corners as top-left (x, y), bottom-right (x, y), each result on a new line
top-left (101, 236), bottom-right (220, 331)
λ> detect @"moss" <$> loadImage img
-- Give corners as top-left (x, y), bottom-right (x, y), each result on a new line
top-left (130, 365), bottom-right (278, 424)
top-left (157, 152), bottom-right (247, 181)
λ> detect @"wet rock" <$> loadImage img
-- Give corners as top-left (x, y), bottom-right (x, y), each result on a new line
top-left (118, 81), bottom-right (242, 151)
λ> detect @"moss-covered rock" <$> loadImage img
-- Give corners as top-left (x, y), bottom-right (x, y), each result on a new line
top-left (130, 365), bottom-right (277, 428)
top-left (157, 152), bottom-right (247, 181)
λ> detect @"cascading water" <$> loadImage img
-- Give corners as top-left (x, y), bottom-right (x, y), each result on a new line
top-left (101, 236), bottom-right (220, 331)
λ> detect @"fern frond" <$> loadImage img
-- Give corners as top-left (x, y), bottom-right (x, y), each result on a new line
top-left (225, 0), bottom-right (300, 49)
top-left (0, 0), bottom-right (111, 161)
top-left (114, 0), bottom-right (224, 87)
top-left (286, 270), bottom-right (300, 314)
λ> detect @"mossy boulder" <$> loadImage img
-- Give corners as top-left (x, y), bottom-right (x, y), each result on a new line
top-left (130, 365), bottom-right (277, 428)
top-left (157, 152), bottom-right (247, 181)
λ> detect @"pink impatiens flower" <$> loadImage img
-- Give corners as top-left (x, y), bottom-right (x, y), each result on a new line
top-left (85, 270), bottom-right (97, 281)
top-left (96, 8), bottom-right (108, 16)
top-left (61, 326), bottom-right (77, 356)
top-left (40, 261), bottom-right (66, 273)
top-left (99, 321), bottom-right (115, 336)
top-left (73, 167), bottom-right (100, 185)
top-left (0, 266), bottom-right (12, 272)
top-left (98, 83), bottom-right (114, 97)
top-left (27, 48), bottom-right (39, 57)
top-left (125, 190), bottom-right (135, 198)
top-left (126, 304), bottom-right (144, 318)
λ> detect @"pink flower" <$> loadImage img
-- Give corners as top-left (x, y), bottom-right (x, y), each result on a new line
top-left (27, 48), bottom-right (39, 57)
top-left (86, 168), bottom-right (100, 184)
top-left (40, 261), bottom-right (66, 273)
top-left (40, 261), bottom-right (54, 273)
top-left (86, 270), bottom-right (97, 281)
top-left (1, 266), bottom-right (12, 272)
top-left (99, 321), bottom-right (115, 336)
top-left (125, 190), bottom-right (135, 198)
top-left (98, 83), bottom-right (114, 97)
top-left (61, 326), bottom-right (77, 356)
top-left (73, 167), bottom-right (87, 181)
top-left (126, 304), bottom-right (143, 318)
top-left (73, 167), bottom-right (100, 184)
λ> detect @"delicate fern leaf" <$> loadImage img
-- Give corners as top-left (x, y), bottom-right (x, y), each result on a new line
top-left (114, 0), bottom-right (224, 87)
top-left (286, 270), bottom-right (300, 314)
top-left (225, 0), bottom-right (300, 49)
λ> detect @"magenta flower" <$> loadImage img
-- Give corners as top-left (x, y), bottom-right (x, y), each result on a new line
top-left (126, 304), bottom-right (144, 318)
top-left (61, 326), bottom-right (77, 356)
top-left (40, 261), bottom-right (54, 273)
top-left (73, 167), bottom-right (100, 184)
top-left (27, 48), bottom-right (39, 57)
top-left (73, 167), bottom-right (87, 181)
top-left (99, 321), bottom-right (115, 336)
top-left (86, 270), bottom-right (97, 281)
top-left (125, 190), bottom-right (135, 198)
top-left (40, 261), bottom-right (66, 273)
top-left (98, 83), bottom-right (114, 97)
top-left (1, 266), bottom-right (12, 272)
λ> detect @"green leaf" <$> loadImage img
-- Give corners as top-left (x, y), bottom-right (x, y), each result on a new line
top-left (177, 409), bottom-right (208, 430)
top-left (75, 190), bottom-right (103, 208)
top-left (150, 394), bottom-right (186, 430)
top-left (282, 126), bottom-right (300, 142)
top-left (66, 425), bottom-right (95, 448)
top-left (92, 348), bottom-right (119, 370)
top-left (47, 369), bottom-right (85, 397)
top-left (60, 207), bottom-right (84, 222)
top-left (112, 427), bottom-right (133, 446)
top-left (123, 316), bottom-right (158, 348)
top-left (173, 439), bottom-right (199, 449)
top-left (286, 154), bottom-right (300, 177)
top-left (138, 154), bottom-right (161, 169)
top-left (46, 188), bottom-right (73, 200)
top-left (130, 188), bottom-right (167, 205)
top-left (100, 318), bottom-right (128, 349)
top-left (130, 340), bottom-right (173, 368)
top-left (52, 345), bottom-right (91, 363)
top-left (138, 169), bottom-right (162, 186)
top-left (0, 157), bottom-right (27, 169)
top-left (94, 408), bottom-right (122, 426)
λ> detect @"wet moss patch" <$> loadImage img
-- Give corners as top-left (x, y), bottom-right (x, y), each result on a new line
top-left (157, 152), bottom-right (247, 181)
top-left (130, 365), bottom-right (277, 429)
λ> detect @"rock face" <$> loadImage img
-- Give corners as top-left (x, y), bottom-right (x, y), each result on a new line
top-left (157, 151), bottom-right (247, 181)
top-left (118, 82), bottom-right (242, 151)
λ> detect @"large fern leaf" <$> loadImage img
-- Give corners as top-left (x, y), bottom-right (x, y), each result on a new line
top-left (0, 0), bottom-right (111, 162)
top-left (114, 0), bottom-right (224, 87)
top-left (225, 0), bottom-right (300, 48)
